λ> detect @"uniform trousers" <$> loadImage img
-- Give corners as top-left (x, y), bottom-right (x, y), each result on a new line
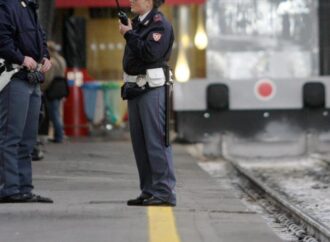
top-left (0, 77), bottom-right (41, 197)
top-left (128, 86), bottom-right (176, 204)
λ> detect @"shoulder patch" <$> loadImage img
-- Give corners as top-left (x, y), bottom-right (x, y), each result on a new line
top-left (152, 33), bottom-right (162, 42)
top-left (153, 14), bottom-right (162, 22)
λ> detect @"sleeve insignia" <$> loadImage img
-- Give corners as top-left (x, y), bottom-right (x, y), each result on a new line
top-left (152, 33), bottom-right (162, 42)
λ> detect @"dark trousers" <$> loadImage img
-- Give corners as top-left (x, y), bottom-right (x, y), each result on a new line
top-left (47, 98), bottom-right (64, 142)
top-left (128, 86), bottom-right (176, 204)
top-left (38, 95), bottom-right (49, 135)
top-left (0, 78), bottom-right (41, 197)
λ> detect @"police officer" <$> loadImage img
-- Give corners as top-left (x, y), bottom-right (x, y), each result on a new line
top-left (119, 0), bottom-right (176, 206)
top-left (0, 0), bottom-right (53, 203)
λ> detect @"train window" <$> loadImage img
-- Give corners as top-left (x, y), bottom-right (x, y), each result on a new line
top-left (207, 0), bottom-right (318, 81)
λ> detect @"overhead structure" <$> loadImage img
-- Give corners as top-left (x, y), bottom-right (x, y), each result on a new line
top-left (56, 0), bottom-right (205, 8)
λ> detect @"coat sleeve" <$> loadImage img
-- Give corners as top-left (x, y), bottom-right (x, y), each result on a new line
top-left (124, 22), bottom-right (171, 63)
top-left (39, 24), bottom-right (50, 59)
top-left (0, 4), bottom-right (24, 64)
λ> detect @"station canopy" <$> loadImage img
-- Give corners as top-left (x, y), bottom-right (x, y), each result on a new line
top-left (56, 0), bottom-right (205, 8)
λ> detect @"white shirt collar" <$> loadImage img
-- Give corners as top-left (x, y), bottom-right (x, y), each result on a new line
top-left (139, 11), bottom-right (151, 22)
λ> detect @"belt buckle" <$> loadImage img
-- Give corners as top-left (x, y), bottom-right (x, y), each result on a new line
top-left (136, 75), bottom-right (147, 87)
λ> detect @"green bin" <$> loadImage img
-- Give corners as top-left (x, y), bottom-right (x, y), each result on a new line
top-left (101, 81), bottom-right (126, 126)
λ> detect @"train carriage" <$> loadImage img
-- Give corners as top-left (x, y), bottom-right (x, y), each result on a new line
top-left (174, 0), bottom-right (330, 142)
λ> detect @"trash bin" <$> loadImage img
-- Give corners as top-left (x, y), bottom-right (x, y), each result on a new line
top-left (81, 82), bottom-right (104, 125)
top-left (63, 77), bottom-right (89, 137)
top-left (101, 81), bottom-right (126, 126)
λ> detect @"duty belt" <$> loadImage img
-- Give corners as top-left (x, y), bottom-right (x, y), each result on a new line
top-left (123, 72), bottom-right (147, 87)
top-left (124, 68), bottom-right (169, 88)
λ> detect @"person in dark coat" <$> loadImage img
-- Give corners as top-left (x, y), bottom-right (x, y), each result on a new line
top-left (119, 0), bottom-right (176, 206)
top-left (0, 0), bottom-right (53, 203)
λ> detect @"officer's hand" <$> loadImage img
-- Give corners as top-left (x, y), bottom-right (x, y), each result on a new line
top-left (119, 19), bottom-right (132, 36)
top-left (23, 56), bottom-right (37, 71)
top-left (40, 57), bottom-right (52, 73)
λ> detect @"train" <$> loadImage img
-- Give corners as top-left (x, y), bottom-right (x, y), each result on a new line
top-left (173, 0), bottom-right (330, 142)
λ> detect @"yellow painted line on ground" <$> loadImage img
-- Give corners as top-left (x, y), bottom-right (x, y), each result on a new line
top-left (148, 207), bottom-right (181, 242)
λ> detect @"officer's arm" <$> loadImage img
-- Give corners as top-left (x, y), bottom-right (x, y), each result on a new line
top-left (124, 25), bottom-right (169, 63)
top-left (38, 24), bottom-right (50, 60)
top-left (0, 4), bottom-right (25, 65)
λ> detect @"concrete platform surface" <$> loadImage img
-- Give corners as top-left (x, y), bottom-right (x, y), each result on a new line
top-left (0, 139), bottom-right (283, 242)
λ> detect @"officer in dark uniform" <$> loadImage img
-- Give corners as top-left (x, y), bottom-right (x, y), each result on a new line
top-left (119, 0), bottom-right (176, 206)
top-left (0, 0), bottom-right (53, 203)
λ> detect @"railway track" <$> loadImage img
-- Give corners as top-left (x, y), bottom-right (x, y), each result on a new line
top-left (227, 157), bottom-right (330, 242)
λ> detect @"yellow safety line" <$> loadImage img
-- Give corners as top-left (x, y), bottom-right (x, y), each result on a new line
top-left (148, 207), bottom-right (181, 242)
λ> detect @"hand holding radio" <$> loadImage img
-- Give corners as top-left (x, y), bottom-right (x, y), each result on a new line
top-left (119, 19), bottom-right (132, 36)
top-left (118, 10), bottom-right (128, 25)
top-left (116, 0), bottom-right (128, 25)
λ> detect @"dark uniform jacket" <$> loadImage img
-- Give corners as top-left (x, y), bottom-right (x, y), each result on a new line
top-left (0, 0), bottom-right (49, 67)
top-left (123, 9), bottom-right (174, 76)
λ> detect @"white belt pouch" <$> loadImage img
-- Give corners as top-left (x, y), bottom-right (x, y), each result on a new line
top-left (0, 59), bottom-right (19, 92)
top-left (146, 68), bottom-right (165, 88)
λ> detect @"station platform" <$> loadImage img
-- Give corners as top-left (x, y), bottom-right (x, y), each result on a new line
top-left (0, 139), bottom-right (283, 242)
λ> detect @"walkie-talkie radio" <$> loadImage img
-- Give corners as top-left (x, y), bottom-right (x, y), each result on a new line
top-left (115, 0), bottom-right (128, 25)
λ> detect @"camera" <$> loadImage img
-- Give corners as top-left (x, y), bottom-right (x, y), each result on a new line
top-left (27, 71), bottom-right (44, 84)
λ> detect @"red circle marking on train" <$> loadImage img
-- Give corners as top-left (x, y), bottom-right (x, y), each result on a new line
top-left (258, 82), bottom-right (273, 97)
top-left (254, 79), bottom-right (276, 100)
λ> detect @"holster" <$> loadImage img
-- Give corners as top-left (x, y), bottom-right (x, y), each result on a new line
top-left (164, 66), bottom-right (173, 147)
top-left (27, 71), bottom-right (45, 84)
top-left (121, 82), bottom-right (149, 100)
